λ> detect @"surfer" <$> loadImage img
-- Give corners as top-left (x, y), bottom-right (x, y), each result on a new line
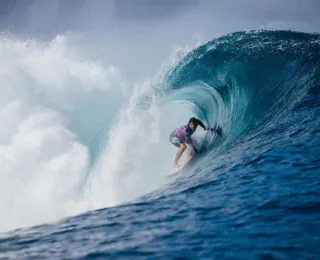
top-left (169, 117), bottom-right (208, 168)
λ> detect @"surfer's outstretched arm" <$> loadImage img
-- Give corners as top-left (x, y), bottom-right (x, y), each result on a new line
top-left (196, 119), bottom-right (208, 131)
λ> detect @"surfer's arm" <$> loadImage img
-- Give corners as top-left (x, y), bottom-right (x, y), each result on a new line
top-left (196, 119), bottom-right (208, 131)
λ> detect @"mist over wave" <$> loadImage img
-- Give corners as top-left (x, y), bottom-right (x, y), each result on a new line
top-left (0, 35), bottom-right (130, 231)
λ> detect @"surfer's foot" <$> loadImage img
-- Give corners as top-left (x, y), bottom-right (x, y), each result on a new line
top-left (172, 163), bottom-right (181, 168)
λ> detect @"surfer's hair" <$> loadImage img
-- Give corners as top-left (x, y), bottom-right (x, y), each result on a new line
top-left (189, 117), bottom-right (197, 125)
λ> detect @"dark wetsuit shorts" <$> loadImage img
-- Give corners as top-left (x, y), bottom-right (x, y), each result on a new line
top-left (169, 132), bottom-right (183, 148)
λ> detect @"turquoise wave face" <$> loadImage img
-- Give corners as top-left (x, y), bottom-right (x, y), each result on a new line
top-left (164, 30), bottom-right (320, 151)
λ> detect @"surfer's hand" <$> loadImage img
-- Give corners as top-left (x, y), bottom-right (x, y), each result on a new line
top-left (204, 126), bottom-right (208, 131)
top-left (214, 126), bottom-right (222, 135)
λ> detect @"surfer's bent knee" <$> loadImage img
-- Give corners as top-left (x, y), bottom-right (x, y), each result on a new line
top-left (180, 143), bottom-right (186, 150)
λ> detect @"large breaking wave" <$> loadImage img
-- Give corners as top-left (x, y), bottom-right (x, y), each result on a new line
top-left (163, 30), bottom-right (319, 153)
top-left (0, 30), bottom-right (319, 232)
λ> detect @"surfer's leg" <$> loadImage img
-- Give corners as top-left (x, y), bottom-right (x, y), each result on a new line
top-left (173, 143), bottom-right (186, 167)
top-left (188, 138), bottom-right (197, 154)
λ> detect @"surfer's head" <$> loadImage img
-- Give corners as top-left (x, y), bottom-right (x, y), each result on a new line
top-left (188, 117), bottom-right (198, 130)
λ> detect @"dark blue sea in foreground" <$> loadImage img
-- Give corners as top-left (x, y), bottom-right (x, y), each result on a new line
top-left (1, 30), bottom-right (320, 259)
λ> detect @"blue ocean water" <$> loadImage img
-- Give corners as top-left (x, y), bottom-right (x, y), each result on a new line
top-left (1, 30), bottom-right (320, 259)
